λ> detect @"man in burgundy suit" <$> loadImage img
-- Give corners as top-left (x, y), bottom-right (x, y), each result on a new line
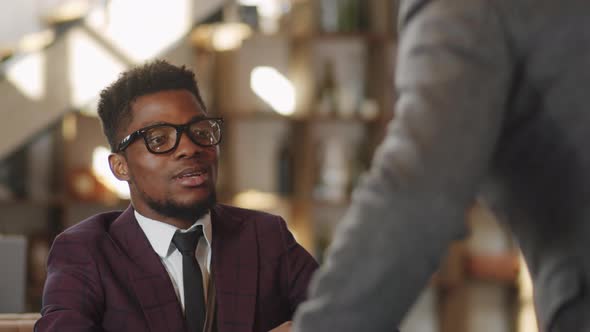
top-left (36, 60), bottom-right (318, 332)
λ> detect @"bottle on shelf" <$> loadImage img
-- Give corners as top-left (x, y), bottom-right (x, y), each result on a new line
top-left (316, 59), bottom-right (339, 117)
top-left (313, 138), bottom-right (349, 203)
top-left (337, 0), bottom-right (357, 32)
top-left (276, 131), bottom-right (294, 196)
top-left (319, 0), bottom-right (340, 33)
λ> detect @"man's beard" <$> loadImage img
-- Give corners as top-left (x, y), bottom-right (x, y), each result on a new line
top-left (144, 191), bottom-right (217, 223)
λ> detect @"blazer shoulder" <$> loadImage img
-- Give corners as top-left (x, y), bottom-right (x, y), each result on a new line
top-left (57, 210), bottom-right (124, 243)
top-left (214, 204), bottom-right (290, 243)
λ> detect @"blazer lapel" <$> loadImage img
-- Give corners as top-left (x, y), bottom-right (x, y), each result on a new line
top-left (110, 206), bottom-right (186, 332)
top-left (211, 205), bottom-right (259, 332)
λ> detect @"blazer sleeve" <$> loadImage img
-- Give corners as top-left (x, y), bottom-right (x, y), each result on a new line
top-left (277, 217), bottom-right (319, 314)
top-left (35, 232), bottom-right (104, 332)
top-left (294, 0), bottom-right (513, 331)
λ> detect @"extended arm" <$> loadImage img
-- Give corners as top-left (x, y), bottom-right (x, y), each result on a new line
top-left (294, 0), bottom-right (513, 330)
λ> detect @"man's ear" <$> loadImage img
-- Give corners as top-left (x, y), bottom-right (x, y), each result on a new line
top-left (108, 153), bottom-right (130, 181)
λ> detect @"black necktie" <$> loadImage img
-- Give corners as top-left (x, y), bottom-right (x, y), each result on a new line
top-left (172, 227), bottom-right (206, 332)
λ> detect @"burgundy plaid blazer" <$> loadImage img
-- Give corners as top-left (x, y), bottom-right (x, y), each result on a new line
top-left (36, 204), bottom-right (318, 332)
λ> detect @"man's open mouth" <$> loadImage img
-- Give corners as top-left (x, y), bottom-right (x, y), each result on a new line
top-left (174, 168), bottom-right (209, 187)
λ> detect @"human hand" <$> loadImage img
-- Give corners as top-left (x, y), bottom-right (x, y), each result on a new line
top-left (269, 321), bottom-right (292, 332)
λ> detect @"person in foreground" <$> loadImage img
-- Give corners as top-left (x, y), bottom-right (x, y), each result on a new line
top-left (36, 60), bottom-right (318, 332)
top-left (293, 0), bottom-right (590, 331)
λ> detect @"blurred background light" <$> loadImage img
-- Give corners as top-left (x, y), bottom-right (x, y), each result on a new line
top-left (68, 28), bottom-right (126, 110)
top-left (192, 23), bottom-right (252, 51)
top-left (92, 146), bottom-right (130, 200)
top-left (211, 23), bottom-right (252, 51)
top-left (236, 0), bottom-right (289, 34)
top-left (250, 66), bottom-right (295, 116)
top-left (6, 52), bottom-right (46, 100)
top-left (232, 189), bottom-right (290, 222)
top-left (233, 189), bottom-right (281, 211)
top-left (86, 0), bottom-right (192, 62)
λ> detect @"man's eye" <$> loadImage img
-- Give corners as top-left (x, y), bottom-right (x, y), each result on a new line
top-left (191, 129), bottom-right (211, 139)
top-left (148, 135), bottom-right (168, 146)
top-left (195, 130), bottom-right (210, 137)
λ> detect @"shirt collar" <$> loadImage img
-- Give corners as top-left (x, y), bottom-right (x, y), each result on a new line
top-left (135, 209), bottom-right (212, 258)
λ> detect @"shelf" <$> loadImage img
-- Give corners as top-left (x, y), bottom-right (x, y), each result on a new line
top-left (224, 194), bottom-right (357, 213)
top-left (291, 32), bottom-right (395, 44)
top-left (228, 31), bottom-right (395, 45)
top-left (308, 113), bottom-right (381, 124)
top-left (220, 109), bottom-right (381, 124)
top-left (219, 110), bottom-right (293, 121)
top-left (227, 194), bottom-right (353, 209)
top-left (287, 196), bottom-right (351, 208)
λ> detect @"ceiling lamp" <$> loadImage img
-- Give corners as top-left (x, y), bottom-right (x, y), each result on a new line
top-left (43, 0), bottom-right (90, 25)
top-left (18, 30), bottom-right (55, 53)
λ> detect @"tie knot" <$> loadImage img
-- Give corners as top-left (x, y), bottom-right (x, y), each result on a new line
top-left (172, 226), bottom-right (203, 256)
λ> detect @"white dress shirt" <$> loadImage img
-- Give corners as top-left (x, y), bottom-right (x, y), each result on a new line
top-left (135, 210), bottom-right (212, 312)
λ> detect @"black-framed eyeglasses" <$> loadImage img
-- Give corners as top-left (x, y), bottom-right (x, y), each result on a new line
top-left (115, 117), bottom-right (223, 154)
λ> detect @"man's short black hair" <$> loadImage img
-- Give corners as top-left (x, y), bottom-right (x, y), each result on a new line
top-left (97, 59), bottom-right (206, 151)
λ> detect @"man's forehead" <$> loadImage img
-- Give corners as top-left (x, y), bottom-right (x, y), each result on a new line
top-left (127, 91), bottom-right (206, 127)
